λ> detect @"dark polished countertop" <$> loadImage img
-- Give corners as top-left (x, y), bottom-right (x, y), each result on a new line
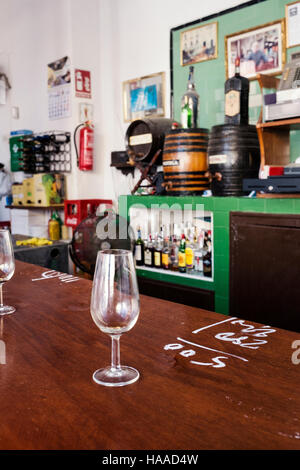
top-left (0, 260), bottom-right (299, 450)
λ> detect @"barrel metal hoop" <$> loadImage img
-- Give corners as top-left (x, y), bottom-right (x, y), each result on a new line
top-left (163, 147), bottom-right (208, 153)
top-left (163, 171), bottom-right (206, 176)
top-left (165, 136), bottom-right (209, 141)
top-left (165, 178), bottom-right (209, 184)
top-left (166, 182), bottom-right (209, 187)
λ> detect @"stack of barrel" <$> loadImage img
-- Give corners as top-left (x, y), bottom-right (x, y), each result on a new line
top-left (207, 124), bottom-right (261, 197)
top-left (125, 117), bottom-right (261, 197)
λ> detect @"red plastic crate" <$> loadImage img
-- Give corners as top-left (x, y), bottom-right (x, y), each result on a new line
top-left (64, 199), bottom-right (113, 228)
top-left (0, 221), bottom-right (11, 230)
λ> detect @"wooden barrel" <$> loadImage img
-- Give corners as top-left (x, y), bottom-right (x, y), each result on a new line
top-left (163, 128), bottom-right (209, 195)
top-left (207, 124), bottom-right (260, 197)
top-left (125, 118), bottom-right (175, 164)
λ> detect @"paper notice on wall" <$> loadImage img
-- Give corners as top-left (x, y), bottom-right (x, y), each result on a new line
top-left (75, 69), bottom-right (91, 99)
top-left (287, 2), bottom-right (300, 48)
top-left (47, 56), bottom-right (71, 120)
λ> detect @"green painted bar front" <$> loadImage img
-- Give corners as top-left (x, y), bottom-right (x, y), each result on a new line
top-left (119, 194), bottom-right (300, 315)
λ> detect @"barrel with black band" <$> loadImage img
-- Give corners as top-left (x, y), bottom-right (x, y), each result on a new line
top-left (163, 128), bottom-right (209, 195)
top-left (125, 118), bottom-right (176, 164)
top-left (207, 124), bottom-right (260, 197)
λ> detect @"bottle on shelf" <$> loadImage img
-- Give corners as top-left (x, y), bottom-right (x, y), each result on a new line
top-left (178, 234), bottom-right (186, 273)
top-left (154, 233), bottom-right (162, 269)
top-left (224, 56), bottom-right (249, 125)
top-left (48, 212), bottom-right (60, 241)
top-left (52, 210), bottom-right (63, 239)
top-left (203, 232), bottom-right (212, 278)
top-left (194, 230), bottom-right (205, 274)
top-left (203, 246), bottom-right (212, 277)
top-left (144, 234), bottom-right (154, 267)
top-left (170, 234), bottom-right (179, 271)
top-left (159, 226), bottom-right (164, 244)
top-left (162, 236), bottom-right (171, 270)
top-left (181, 65), bottom-right (199, 129)
top-left (185, 231), bottom-right (194, 274)
top-left (134, 227), bottom-right (144, 266)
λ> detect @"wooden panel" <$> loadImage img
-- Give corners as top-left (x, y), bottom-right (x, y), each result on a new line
top-left (230, 212), bottom-right (300, 332)
top-left (257, 127), bottom-right (290, 168)
top-left (138, 275), bottom-right (214, 311)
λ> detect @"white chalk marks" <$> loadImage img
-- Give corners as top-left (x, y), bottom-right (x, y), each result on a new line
top-left (32, 270), bottom-right (80, 283)
top-left (164, 317), bottom-right (276, 370)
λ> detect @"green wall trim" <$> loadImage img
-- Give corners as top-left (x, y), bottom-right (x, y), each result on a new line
top-left (119, 195), bottom-right (300, 315)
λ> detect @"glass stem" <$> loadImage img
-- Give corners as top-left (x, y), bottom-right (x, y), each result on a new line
top-left (110, 335), bottom-right (121, 371)
top-left (0, 283), bottom-right (3, 308)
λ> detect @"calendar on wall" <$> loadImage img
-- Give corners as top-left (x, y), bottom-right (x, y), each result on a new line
top-left (47, 56), bottom-right (71, 120)
top-left (48, 85), bottom-right (71, 120)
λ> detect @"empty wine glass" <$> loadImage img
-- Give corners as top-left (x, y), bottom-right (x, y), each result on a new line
top-left (90, 249), bottom-right (140, 387)
top-left (0, 230), bottom-right (15, 316)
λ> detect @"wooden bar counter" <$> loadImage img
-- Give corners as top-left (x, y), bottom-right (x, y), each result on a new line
top-left (0, 261), bottom-right (299, 450)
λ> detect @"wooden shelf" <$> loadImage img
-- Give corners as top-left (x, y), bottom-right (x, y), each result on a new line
top-left (6, 204), bottom-right (64, 210)
top-left (255, 74), bottom-right (300, 168)
top-left (257, 117), bottom-right (300, 130)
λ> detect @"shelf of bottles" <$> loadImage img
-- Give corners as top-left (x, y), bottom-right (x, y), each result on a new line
top-left (130, 205), bottom-right (213, 282)
top-left (10, 131), bottom-right (71, 174)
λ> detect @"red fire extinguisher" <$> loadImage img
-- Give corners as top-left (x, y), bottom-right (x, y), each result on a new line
top-left (74, 121), bottom-right (94, 171)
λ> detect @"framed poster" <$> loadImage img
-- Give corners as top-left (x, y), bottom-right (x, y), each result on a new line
top-left (180, 22), bottom-right (218, 66)
top-left (122, 72), bottom-right (165, 122)
top-left (225, 19), bottom-right (285, 79)
top-left (286, 1), bottom-right (300, 48)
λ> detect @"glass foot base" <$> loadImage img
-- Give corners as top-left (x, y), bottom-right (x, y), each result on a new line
top-left (93, 366), bottom-right (139, 387)
top-left (0, 305), bottom-right (15, 316)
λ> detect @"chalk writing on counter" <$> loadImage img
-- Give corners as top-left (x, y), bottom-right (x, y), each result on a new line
top-left (32, 270), bottom-right (80, 283)
top-left (164, 316), bottom-right (276, 369)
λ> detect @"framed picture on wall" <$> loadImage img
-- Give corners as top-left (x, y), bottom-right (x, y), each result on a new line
top-left (225, 19), bottom-right (286, 80)
top-left (286, 1), bottom-right (300, 48)
top-left (122, 72), bottom-right (165, 122)
top-left (180, 22), bottom-right (218, 66)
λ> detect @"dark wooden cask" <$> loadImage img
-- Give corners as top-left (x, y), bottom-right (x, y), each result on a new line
top-left (125, 118), bottom-right (175, 164)
top-left (208, 124), bottom-right (260, 196)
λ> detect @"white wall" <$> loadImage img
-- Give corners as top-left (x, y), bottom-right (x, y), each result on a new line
top-left (0, 0), bottom-right (249, 218)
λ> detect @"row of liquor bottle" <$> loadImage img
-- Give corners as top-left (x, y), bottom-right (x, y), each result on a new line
top-left (10, 131), bottom-right (71, 173)
top-left (134, 226), bottom-right (212, 277)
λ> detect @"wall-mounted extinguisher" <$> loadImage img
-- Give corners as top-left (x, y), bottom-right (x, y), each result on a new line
top-left (74, 120), bottom-right (94, 171)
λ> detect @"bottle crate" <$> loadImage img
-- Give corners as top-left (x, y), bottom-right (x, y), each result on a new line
top-left (64, 199), bottom-right (113, 228)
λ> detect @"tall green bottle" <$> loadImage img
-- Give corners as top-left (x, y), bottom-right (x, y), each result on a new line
top-left (181, 66), bottom-right (199, 128)
top-left (178, 234), bottom-right (186, 273)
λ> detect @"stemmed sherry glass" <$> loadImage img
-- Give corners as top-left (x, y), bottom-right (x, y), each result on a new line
top-left (0, 230), bottom-right (15, 316)
top-left (90, 249), bottom-right (140, 387)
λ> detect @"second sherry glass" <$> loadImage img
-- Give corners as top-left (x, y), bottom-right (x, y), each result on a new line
top-left (0, 230), bottom-right (15, 316)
